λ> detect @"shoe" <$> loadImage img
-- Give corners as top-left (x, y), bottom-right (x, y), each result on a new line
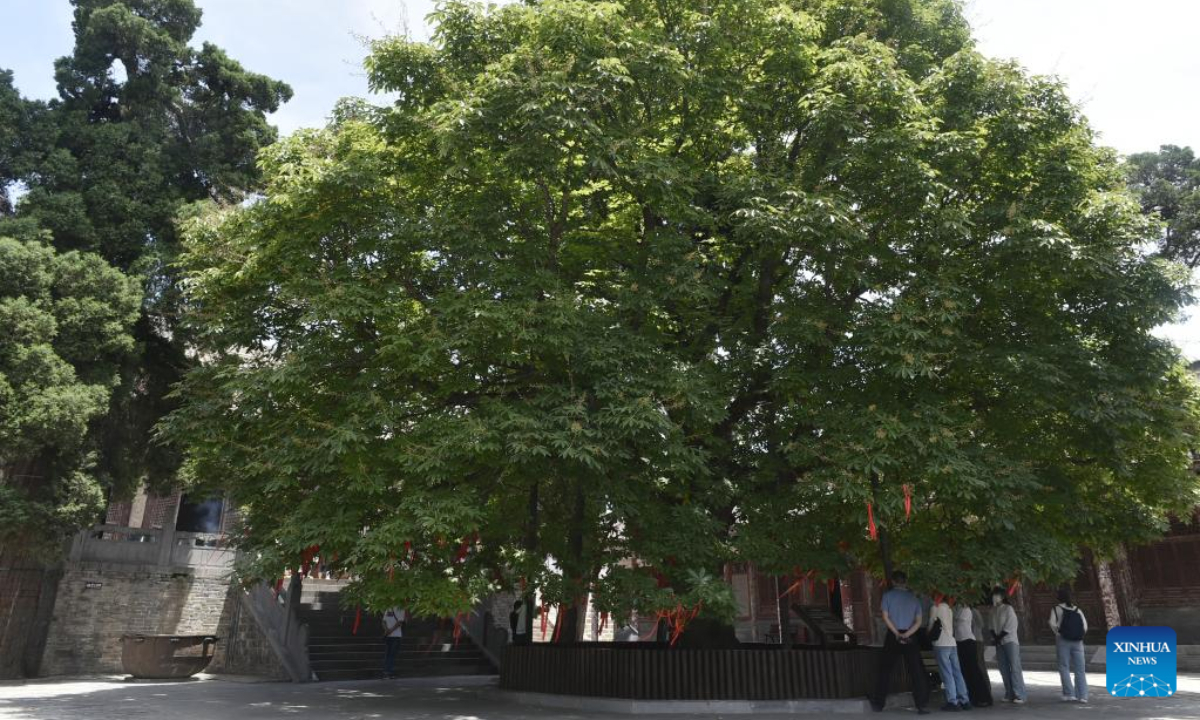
top-left (918, 708), bottom-right (932, 715)
top-left (1012, 698), bottom-right (1026, 705)
top-left (941, 703), bottom-right (960, 711)
top-left (959, 702), bottom-right (972, 711)
top-left (1077, 698), bottom-right (1088, 704)
top-left (1061, 695), bottom-right (1075, 702)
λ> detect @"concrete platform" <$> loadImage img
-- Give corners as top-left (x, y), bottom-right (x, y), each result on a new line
top-left (1, 670), bottom-right (1197, 719)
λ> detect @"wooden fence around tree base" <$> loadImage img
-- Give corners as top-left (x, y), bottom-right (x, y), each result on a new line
top-left (501, 644), bottom-right (912, 700)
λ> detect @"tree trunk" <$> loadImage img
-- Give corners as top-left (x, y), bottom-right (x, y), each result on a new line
top-left (554, 483), bottom-right (588, 644)
top-left (523, 480), bottom-right (539, 640)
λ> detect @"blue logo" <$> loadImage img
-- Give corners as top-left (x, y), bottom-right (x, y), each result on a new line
top-left (1107, 626), bottom-right (1177, 698)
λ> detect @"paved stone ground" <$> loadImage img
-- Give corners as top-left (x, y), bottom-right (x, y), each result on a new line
top-left (0, 671), bottom-right (1196, 719)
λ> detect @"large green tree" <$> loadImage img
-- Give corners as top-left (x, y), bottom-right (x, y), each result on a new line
top-left (1, 71), bottom-right (42, 215)
top-left (0, 230), bottom-right (140, 560)
top-left (168, 0), bottom-right (1200, 628)
top-left (4, 0), bottom-right (291, 515)
top-left (1126, 145), bottom-right (1200, 267)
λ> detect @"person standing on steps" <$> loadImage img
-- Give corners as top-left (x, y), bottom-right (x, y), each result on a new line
top-left (509, 599), bottom-right (530, 645)
top-left (871, 571), bottom-right (932, 714)
top-left (1049, 585), bottom-right (1089, 703)
top-left (989, 587), bottom-right (1026, 704)
top-left (930, 594), bottom-right (970, 711)
top-left (382, 606), bottom-right (408, 678)
top-left (955, 597), bottom-right (993, 707)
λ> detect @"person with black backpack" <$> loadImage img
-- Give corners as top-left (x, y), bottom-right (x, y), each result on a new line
top-left (1049, 585), bottom-right (1089, 703)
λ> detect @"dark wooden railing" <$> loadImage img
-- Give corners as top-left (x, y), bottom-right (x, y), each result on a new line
top-left (502, 643), bottom-right (912, 700)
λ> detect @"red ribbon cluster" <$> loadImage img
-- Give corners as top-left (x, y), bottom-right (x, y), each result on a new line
top-left (867, 502), bottom-right (878, 540)
top-left (903, 484), bottom-right (912, 519)
top-left (640, 603), bottom-right (703, 646)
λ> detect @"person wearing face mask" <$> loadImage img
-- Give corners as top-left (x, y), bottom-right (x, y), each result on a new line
top-left (989, 587), bottom-right (1026, 704)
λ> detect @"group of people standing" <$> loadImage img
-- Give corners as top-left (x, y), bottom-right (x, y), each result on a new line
top-left (872, 571), bottom-right (1091, 713)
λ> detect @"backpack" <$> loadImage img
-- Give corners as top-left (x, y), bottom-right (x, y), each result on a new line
top-left (1058, 606), bottom-right (1085, 642)
top-left (929, 618), bottom-right (943, 642)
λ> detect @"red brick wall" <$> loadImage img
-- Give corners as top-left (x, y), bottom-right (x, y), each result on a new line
top-left (104, 501), bottom-right (132, 526)
top-left (142, 490), bottom-right (181, 530)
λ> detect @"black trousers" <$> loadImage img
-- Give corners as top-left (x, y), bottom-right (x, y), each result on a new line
top-left (874, 631), bottom-right (930, 709)
top-left (956, 639), bottom-right (993, 705)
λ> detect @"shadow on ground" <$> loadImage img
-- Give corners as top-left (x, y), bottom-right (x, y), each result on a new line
top-left (1, 671), bottom-right (1197, 719)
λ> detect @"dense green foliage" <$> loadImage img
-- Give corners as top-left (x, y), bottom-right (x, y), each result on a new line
top-left (1, 0), bottom-right (290, 555)
top-left (0, 232), bottom-right (140, 558)
top-left (169, 0), bottom-right (1200, 623)
top-left (1127, 145), bottom-right (1200, 267)
top-left (0, 71), bottom-right (44, 215)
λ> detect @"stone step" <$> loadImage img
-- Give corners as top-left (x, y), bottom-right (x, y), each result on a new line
top-left (311, 656), bottom-right (490, 672)
top-left (306, 636), bottom-right (450, 646)
top-left (313, 665), bottom-right (496, 681)
top-left (308, 650), bottom-right (486, 664)
top-left (295, 580), bottom-right (496, 681)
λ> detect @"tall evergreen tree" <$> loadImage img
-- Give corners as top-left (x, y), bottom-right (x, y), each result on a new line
top-left (0, 70), bottom-right (46, 216)
top-left (0, 229), bottom-right (140, 560)
top-left (12, 0), bottom-right (291, 503)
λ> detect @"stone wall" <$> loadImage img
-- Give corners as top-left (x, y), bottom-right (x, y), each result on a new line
top-left (207, 587), bottom-right (289, 679)
top-left (40, 564), bottom-right (231, 676)
top-left (0, 563), bottom-right (61, 679)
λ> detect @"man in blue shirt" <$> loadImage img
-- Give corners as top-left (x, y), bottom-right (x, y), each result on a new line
top-left (871, 571), bottom-right (931, 713)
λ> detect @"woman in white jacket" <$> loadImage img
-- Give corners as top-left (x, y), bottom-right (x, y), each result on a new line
top-left (1049, 586), bottom-right (1089, 703)
top-left (929, 594), bottom-right (971, 710)
top-left (989, 587), bottom-right (1026, 704)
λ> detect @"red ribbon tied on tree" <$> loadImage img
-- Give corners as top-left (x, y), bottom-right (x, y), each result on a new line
top-left (903, 484), bottom-right (912, 519)
top-left (352, 606), bottom-right (362, 635)
top-left (867, 501), bottom-right (878, 540)
top-left (551, 606), bottom-right (565, 643)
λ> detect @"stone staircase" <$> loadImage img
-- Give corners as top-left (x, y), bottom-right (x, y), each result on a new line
top-left (298, 579), bottom-right (496, 681)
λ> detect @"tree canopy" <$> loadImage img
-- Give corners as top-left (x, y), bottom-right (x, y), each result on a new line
top-left (0, 230), bottom-right (140, 560)
top-left (0, 0), bottom-right (291, 556)
top-left (168, 0), bottom-right (1200, 625)
top-left (1126, 145), bottom-right (1200, 268)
